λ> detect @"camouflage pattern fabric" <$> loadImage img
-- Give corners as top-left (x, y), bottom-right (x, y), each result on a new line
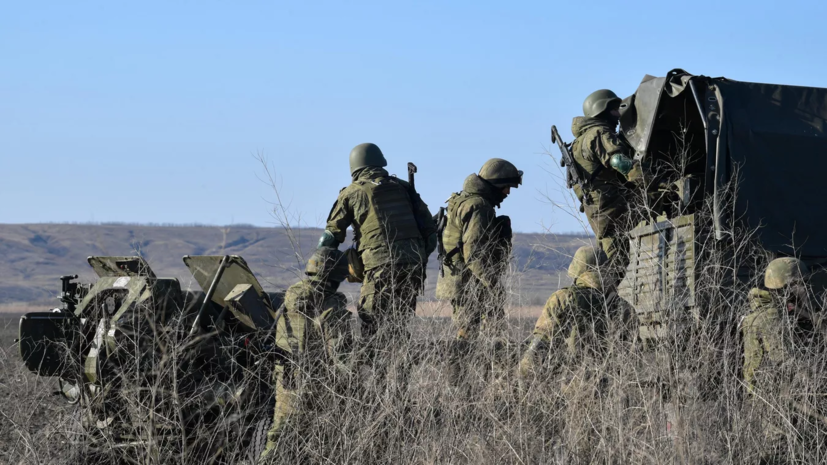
top-left (325, 167), bottom-right (436, 270)
top-left (260, 278), bottom-right (352, 462)
top-left (518, 271), bottom-right (630, 460)
top-left (528, 272), bottom-right (615, 362)
top-left (741, 288), bottom-right (787, 392)
top-left (358, 264), bottom-right (422, 356)
top-left (570, 116), bottom-right (642, 275)
top-left (740, 286), bottom-right (827, 459)
top-left (437, 174), bottom-right (511, 339)
top-left (598, 235), bottom-right (630, 278)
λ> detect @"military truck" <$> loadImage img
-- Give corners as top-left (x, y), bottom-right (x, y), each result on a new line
top-left (610, 68), bottom-right (827, 342)
top-left (18, 255), bottom-right (284, 462)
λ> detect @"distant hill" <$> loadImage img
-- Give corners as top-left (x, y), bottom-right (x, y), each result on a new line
top-left (0, 223), bottom-right (592, 307)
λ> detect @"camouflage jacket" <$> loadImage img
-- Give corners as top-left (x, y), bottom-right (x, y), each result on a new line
top-left (326, 167), bottom-right (436, 270)
top-left (741, 287), bottom-right (826, 392)
top-left (437, 174), bottom-right (511, 295)
top-left (532, 272), bottom-right (625, 359)
top-left (275, 278), bottom-right (349, 356)
top-left (571, 117), bottom-right (642, 238)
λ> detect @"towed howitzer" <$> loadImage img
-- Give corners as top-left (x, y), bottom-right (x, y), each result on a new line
top-left (18, 255), bottom-right (285, 459)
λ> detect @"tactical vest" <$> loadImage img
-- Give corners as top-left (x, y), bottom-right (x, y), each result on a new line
top-left (354, 176), bottom-right (422, 252)
top-left (571, 135), bottom-right (626, 190)
top-left (441, 192), bottom-right (466, 266)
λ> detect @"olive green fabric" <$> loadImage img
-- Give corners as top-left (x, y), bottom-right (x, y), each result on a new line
top-left (348, 142), bottom-right (387, 174)
top-left (741, 288), bottom-right (787, 392)
top-left (530, 272), bottom-right (610, 357)
top-left (598, 235), bottom-right (630, 281)
top-left (478, 158), bottom-right (523, 188)
top-left (450, 274), bottom-right (506, 340)
top-left (325, 167), bottom-right (436, 270)
top-left (261, 278), bottom-right (353, 460)
top-left (582, 89), bottom-right (620, 118)
top-left (260, 365), bottom-right (299, 462)
top-left (357, 263), bottom-right (422, 354)
top-left (305, 247), bottom-right (349, 283)
top-left (436, 174), bottom-right (512, 339)
top-left (570, 117), bottom-right (636, 239)
top-left (438, 174), bottom-right (509, 290)
top-left (740, 286), bottom-right (827, 457)
top-left (741, 286), bottom-right (826, 391)
top-left (570, 116), bottom-right (643, 278)
top-left (567, 246), bottom-right (606, 279)
top-left (518, 271), bottom-right (627, 375)
top-left (764, 257), bottom-right (809, 290)
top-left (275, 279), bottom-right (352, 365)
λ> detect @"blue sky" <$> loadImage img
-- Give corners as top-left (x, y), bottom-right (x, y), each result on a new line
top-left (2, 0), bottom-right (825, 233)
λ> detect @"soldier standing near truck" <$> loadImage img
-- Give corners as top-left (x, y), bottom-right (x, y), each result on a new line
top-left (435, 158), bottom-right (522, 341)
top-left (318, 143), bottom-right (436, 362)
top-left (567, 89), bottom-right (647, 280)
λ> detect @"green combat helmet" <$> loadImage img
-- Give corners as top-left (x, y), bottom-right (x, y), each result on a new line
top-left (305, 247), bottom-right (349, 283)
top-left (567, 246), bottom-right (607, 278)
top-left (583, 89), bottom-right (621, 118)
top-left (764, 257), bottom-right (809, 290)
top-left (478, 158), bottom-right (523, 188)
top-left (349, 142), bottom-right (388, 174)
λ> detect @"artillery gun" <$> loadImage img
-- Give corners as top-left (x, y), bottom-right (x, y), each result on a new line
top-left (18, 255), bottom-right (284, 462)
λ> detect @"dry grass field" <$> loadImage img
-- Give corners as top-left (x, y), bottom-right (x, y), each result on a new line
top-left (5, 225), bottom-right (827, 464)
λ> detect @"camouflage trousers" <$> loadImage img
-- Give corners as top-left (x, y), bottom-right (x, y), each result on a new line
top-left (357, 264), bottom-right (422, 360)
top-left (259, 311), bottom-right (354, 462)
top-left (451, 275), bottom-right (506, 341)
top-left (599, 234), bottom-right (630, 282)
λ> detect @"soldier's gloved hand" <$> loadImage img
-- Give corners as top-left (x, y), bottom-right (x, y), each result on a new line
top-left (317, 230), bottom-right (338, 248)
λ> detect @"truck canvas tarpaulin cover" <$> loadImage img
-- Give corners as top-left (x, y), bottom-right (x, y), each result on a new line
top-left (620, 68), bottom-right (827, 259)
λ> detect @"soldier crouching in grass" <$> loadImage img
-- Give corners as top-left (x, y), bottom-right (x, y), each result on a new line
top-left (740, 257), bottom-right (827, 462)
top-left (318, 143), bottom-right (436, 370)
top-left (517, 245), bottom-right (635, 460)
top-left (258, 247), bottom-right (353, 463)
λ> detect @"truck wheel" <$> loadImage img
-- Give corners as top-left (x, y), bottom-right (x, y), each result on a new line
top-left (247, 417), bottom-right (272, 464)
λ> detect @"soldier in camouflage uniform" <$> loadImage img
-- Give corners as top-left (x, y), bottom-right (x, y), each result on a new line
top-left (259, 247), bottom-right (353, 462)
top-left (570, 90), bottom-right (646, 280)
top-left (741, 257), bottom-right (827, 459)
top-left (742, 258), bottom-right (825, 390)
top-left (517, 246), bottom-right (631, 460)
top-left (436, 158), bottom-right (522, 340)
top-left (518, 246), bottom-right (626, 376)
top-left (319, 143), bottom-right (436, 356)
